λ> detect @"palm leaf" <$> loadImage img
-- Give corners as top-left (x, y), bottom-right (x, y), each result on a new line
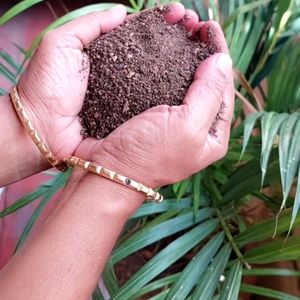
top-left (112, 208), bottom-right (214, 263)
top-left (243, 268), bottom-right (300, 277)
top-left (132, 274), bottom-right (180, 299)
top-left (112, 219), bottom-right (219, 300)
top-left (190, 244), bottom-right (231, 300)
top-left (165, 232), bottom-right (224, 300)
top-left (14, 171), bottom-right (69, 252)
top-left (240, 284), bottom-right (300, 300)
top-left (244, 236), bottom-right (300, 264)
top-left (219, 261), bottom-right (242, 300)
top-left (0, 0), bottom-right (45, 25)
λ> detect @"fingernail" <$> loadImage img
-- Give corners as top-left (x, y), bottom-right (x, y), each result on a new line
top-left (217, 53), bottom-right (232, 79)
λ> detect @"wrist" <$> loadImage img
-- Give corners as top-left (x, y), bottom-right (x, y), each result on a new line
top-left (88, 139), bottom-right (160, 189)
top-left (0, 94), bottom-right (50, 185)
top-left (17, 85), bottom-right (50, 149)
top-left (70, 168), bottom-right (146, 218)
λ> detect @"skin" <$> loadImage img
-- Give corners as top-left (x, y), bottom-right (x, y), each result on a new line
top-left (0, 3), bottom-right (234, 299)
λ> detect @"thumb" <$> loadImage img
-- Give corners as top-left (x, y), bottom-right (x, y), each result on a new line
top-left (46, 5), bottom-right (127, 49)
top-left (182, 53), bottom-right (232, 132)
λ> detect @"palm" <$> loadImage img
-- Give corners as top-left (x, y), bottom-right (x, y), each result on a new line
top-left (19, 43), bottom-right (87, 158)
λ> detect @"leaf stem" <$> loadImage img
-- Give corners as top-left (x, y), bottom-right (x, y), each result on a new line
top-left (205, 176), bottom-right (251, 269)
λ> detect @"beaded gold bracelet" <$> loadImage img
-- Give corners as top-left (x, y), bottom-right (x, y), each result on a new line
top-left (10, 86), bottom-right (163, 202)
top-left (64, 156), bottom-right (164, 202)
top-left (10, 87), bottom-right (68, 172)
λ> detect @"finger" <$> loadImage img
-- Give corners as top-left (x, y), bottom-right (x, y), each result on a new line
top-left (182, 53), bottom-right (232, 132)
top-left (199, 20), bottom-right (228, 54)
top-left (163, 3), bottom-right (185, 24)
top-left (180, 9), bottom-right (199, 32)
top-left (201, 75), bottom-right (234, 165)
top-left (48, 5), bottom-right (127, 49)
top-left (191, 21), bottom-right (205, 39)
top-left (208, 69), bottom-right (235, 144)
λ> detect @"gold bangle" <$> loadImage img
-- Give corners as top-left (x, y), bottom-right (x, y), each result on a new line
top-left (64, 156), bottom-right (164, 203)
top-left (10, 86), bottom-right (68, 172)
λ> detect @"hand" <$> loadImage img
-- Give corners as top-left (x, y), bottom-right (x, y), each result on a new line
top-left (76, 6), bottom-right (234, 188)
top-left (17, 5), bottom-right (127, 160)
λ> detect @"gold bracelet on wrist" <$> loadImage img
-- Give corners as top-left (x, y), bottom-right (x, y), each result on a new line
top-left (10, 86), bottom-right (68, 172)
top-left (64, 156), bottom-right (164, 202)
top-left (10, 86), bottom-right (163, 202)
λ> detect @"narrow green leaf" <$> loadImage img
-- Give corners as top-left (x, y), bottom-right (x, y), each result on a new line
top-left (289, 165), bottom-right (300, 236)
top-left (274, 0), bottom-right (294, 31)
top-left (279, 112), bottom-right (299, 202)
top-left (173, 177), bottom-right (191, 200)
top-left (219, 261), bottom-right (242, 300)
top-left (149, 289), bottom-right (170, 300)
top-left (235, 210), bottom-right (300, 246)
top-left (137, 0), bottom-right (145, 10)
top-left (13, 43), bottom-right (27, 55)
top-left (132, 274), bottom-right (180, 299)
top-left (128, 0), bottom-right (139, 12)
top-left (0, 0), bottom-right (45, 25)
top-left (208, 0), bottom-right (220, 22)
top-left (145, 0), bottom-right (157, 9)
top-left (112, 219), bottom-right (219, 300)
top-left (166, 232), bottom-right (224, 300)
top-left (236, 10), bottom-right (265, 74)
top-left (244, 236), bottom-right (300, 263)
top-left (113, 208), bottom-right (214, 263)
top-left (92, 285), bottom-right (105, 300)
top-left (193, 173), bottom-right (202, 220)
top-left (0, 63), bottom-right (17, 84)
top-left (223, 0), bottom-right (272, 29)
top-left (103, 260), bottom-right (119, 296)
top-left (14, 171), bottom-right (69, 252)
top-left (221, 157), bottom-right (280, 204)
top-left (228, 1), bottom-right (245, 63)
top-left (182, 0), bottom-right (209, 21)
top-left (240, 284), bottom-right (300, 300)
top-left (131, 198), bottom-right (191, 219)
top-left (191, 244), bottom-right (231, 300)
top-left (283, 117), bottom-right (300, 208)
top-left (0, 51), bottom-right (20, 71)
top-left (241, 111), bottom-right (264, 159)
top-left (0, 183), bottom-right (49, 218)
top-left (260, 113), bottom-right (288, 185)
top-left (243, 268), bottom-right (300, 277)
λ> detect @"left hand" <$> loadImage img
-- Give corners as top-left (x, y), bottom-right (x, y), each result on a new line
top-left (17, 5), bottom-right (127, 161)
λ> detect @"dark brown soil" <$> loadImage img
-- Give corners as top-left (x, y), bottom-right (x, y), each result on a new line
top-left (79, 7), bottom-right (215, 139)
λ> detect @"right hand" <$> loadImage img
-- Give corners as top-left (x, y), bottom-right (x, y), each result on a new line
top-left (75, 15), bottom-right (234, 189)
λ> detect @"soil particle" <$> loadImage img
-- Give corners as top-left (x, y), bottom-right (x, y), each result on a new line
top-left (79, 8), bottom-right (215, 139)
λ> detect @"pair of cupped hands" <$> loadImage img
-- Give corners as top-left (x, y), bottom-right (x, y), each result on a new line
top-left (18, 3), bottom-right (234, 189)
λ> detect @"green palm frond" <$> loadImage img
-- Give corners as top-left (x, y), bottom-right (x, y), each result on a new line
top-left (267, 38), bottom-right (300, 112)
top-left (0, 0), bottom-right (45, 25)
top-left (242, 111), bottom-right (300, 232)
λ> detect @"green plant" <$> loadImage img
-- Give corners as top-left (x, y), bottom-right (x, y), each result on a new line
top-left (1, 0), bottom-right (300, 299)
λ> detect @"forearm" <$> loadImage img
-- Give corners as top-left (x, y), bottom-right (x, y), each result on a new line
top-left (0, 170), bottom-right (144, 300)
top-left (0, 94), bottom-right (49, 186)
